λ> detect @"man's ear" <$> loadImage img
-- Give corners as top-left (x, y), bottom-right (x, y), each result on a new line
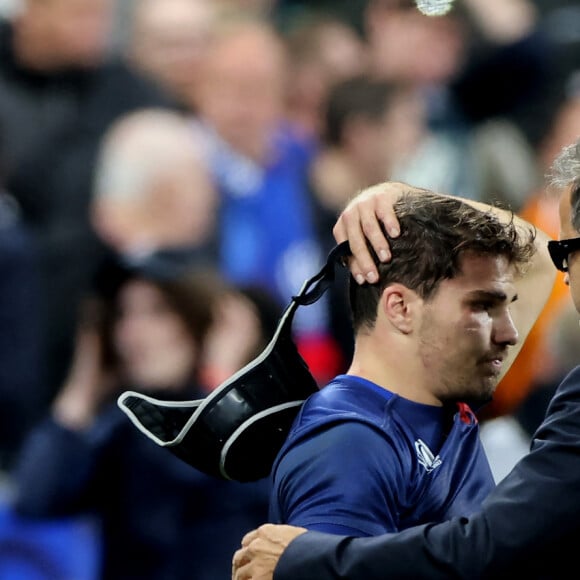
top-left (380, 284), bottom-right (419, 334)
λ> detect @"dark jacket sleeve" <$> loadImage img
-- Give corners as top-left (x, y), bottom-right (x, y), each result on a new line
top-left (12, 410), bottom-right (121, 516)
top-left (0, 215), bottom-right (45, 467)
top-left (275, 366), bottom-right (580, 579)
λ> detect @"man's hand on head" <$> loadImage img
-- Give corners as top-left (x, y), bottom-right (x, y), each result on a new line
top-left (232, 524), bottom-right (307, 580)
top-left (332, 182), bottom-right (426, 285)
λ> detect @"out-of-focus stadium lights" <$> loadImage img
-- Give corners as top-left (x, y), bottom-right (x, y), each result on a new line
top-left (415, 0), bottom-right (455, 17)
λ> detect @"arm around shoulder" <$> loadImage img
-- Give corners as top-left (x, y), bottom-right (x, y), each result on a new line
top-left (274, 525), bottom-right (450, 580)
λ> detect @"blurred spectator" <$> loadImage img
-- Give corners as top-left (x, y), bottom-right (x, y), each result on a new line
top-left (0, 137), bottom-right (45, 471)
top-left (0, 0), bottom-right (170, 406)
top-left (538, 71), bottom-right (580, 175)
top-left (190, 14), bottom-right (345, 383)
top-left (362, 0), bottom-right (546, 207)
top-left (365, 0), bottom-right (549, 131)
top-left (11, 257), bottom-right (273, 580)
top-left (365, 0), bottom-right (467, 88)
top-left (282, 12), bottom-right (369, 140)
top-left (518, 0), bottom-right (580, 146)
top-left (310, 75), bottom-right (423, 225)
top-left (126, 0), bottom-right (217, 111)
top-left (451, 0), bottom-right (556, 149)
top-left (91, 107), bottom-right (219, 260)
top-left (192, 15), bottom-right (299, 165)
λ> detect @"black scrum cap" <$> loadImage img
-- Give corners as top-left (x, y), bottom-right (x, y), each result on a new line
top-left (117, 242), bottom-right (350, 482)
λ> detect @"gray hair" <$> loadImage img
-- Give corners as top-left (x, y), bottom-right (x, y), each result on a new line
top-left (547, 139), bottom-right (580, 189)
top-left (94, 108), bottom-right (206, 202)
top-left (547, 138), bottom-right (580, 233)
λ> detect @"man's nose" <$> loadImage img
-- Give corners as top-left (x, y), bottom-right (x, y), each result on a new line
top-left (494, 312), bottom-right (519, 346)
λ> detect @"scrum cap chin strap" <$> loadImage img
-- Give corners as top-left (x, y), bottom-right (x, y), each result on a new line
top-left (118, 241), bottom-right (351, 482)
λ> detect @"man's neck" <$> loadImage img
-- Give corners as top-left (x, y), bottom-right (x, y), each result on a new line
top-left (347, 338), bottom-right (443, 407)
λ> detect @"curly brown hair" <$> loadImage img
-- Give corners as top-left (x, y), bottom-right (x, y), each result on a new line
top-left (350, 191), bottom-right (537, 332)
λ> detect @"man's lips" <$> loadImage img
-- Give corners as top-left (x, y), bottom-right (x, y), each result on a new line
top-left (479, 354), bottom-right (505, 372)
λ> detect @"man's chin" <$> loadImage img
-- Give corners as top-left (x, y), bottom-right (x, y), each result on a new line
top-left (463, 388), bottom-right (495, 411)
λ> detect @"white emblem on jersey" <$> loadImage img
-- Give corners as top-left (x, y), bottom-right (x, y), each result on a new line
top-left (415, 439), bottom-right (443, 472)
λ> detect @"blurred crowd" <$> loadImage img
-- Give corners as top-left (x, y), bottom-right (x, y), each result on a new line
top-left (1, 0), bottom-right (580, 578)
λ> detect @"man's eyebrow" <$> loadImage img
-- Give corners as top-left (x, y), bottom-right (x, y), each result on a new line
top-left (467, 289), bottom-right (518, 304)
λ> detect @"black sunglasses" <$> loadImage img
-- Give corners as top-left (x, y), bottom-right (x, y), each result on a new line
top-left (548, 238), bottom-right (580, 272)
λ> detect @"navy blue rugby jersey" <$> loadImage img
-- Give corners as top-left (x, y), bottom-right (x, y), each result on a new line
top-left (269, 375), bottom-right (495, 536)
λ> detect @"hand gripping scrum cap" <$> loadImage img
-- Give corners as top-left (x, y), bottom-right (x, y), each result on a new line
top-left (117, 242), bottom-right (350, 482)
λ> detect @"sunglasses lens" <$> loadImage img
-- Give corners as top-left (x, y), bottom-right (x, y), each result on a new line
top-left (548, 242), bottom-right (567, 272)
top-left (549, 238), bottom-right (580, 272)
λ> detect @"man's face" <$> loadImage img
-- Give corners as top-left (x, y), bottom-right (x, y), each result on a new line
top-left (559, 185), bottom-right (580, 312)
top-left (130, 0), bottom-right (214, 102)
top-left (22, 0), bottom-right (113, 68)
top-left (195, 29), bottom-right (285, 162)
top-left (417, 252), bottom-right (519, 404)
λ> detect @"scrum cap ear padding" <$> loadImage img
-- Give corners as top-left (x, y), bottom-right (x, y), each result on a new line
top-left (117, 242), bottom-right (351, 482)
